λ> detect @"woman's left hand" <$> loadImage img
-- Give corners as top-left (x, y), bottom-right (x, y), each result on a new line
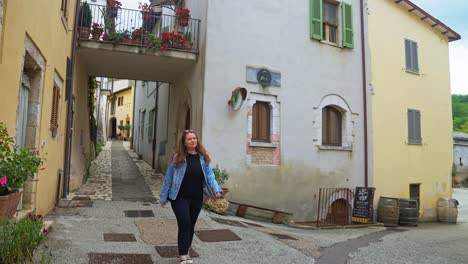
top-left (215, 192), bottom-right (222, 198)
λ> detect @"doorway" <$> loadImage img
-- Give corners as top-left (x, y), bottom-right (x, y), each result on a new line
top-left (110, 117), bottom-right (117, 138)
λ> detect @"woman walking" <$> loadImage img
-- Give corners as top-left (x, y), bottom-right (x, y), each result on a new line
top-left (160, 130), bottom-right (223, 264)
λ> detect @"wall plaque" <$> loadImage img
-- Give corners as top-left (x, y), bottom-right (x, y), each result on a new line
top-left (246, 66), bottom-right (281, 87)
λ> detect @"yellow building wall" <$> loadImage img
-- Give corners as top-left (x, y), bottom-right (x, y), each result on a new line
top-left (113, 87), bottom-right (134, 139)
top-left (369, 0), bottom-right (453, 221)
top-left (0, 0), bottom-right (76, 216)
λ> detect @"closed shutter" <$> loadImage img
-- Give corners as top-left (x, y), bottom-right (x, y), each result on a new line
top-left (412, 42), bottom-right (419, 73)
top-left (310, 0), bottom-right (323, 40)
top-left (405, 40), bottom-right (412, 71)
top-left (408, 109), bottom-right (421, 144)
top-left (341, 2), bottom-right (354, 48)
top-left (405, 40), bottom-right (419, 73)
top-left (252, 102), bottom-right (271, 142)
top-left (50, 86), bottom-right (60, 137)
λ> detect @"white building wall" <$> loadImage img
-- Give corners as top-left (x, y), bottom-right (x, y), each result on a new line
top-left (199, 0), bottom-right (371, 221)
top-left (133, 81), bottom-right (170, 169)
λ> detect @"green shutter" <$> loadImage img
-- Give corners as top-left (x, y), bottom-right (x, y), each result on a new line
top-left (310, 0), bottom-right (323, 40)
top-left (342, 2), bottom-right (354, 48)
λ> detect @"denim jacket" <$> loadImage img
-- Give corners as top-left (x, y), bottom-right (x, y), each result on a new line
top-left (159, 154), bottom-right (223, 203)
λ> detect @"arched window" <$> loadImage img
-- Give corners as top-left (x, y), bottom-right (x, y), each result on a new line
top-left (322, 106), bottom-right (342, 146)
top-left (252, 101), bottom-right (271, 142)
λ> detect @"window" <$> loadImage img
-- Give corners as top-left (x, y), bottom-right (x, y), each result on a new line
top-left (405, 39), bottom-right (419, 73)
top-left (148, 109), bottom-right (155, 142)
top-left (252, 101), bottom-right (271, 142)
top-left (140, 110), bottom-right (146, 140)
top-left (61, 0), bottom-right (69, 18)
top-left (111, 97), bottom-right (116, 114)
top-left (50, 85), bottom-right (61, 138)
top-left (408, 109), bottom-right (421, 145)
top-left (310, 0), bottom-right (354, 48)
top-left (322, 106), bottom-right (342, 146)
top-left (323, 1), bottom-right (339, 44)
top-left (409, 184), bottom-right (420, 209)
top-left (118, 96), bottom-right (124, 106)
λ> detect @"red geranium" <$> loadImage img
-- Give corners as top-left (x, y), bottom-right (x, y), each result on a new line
top-left (176, 7), bottom-right (190, 18)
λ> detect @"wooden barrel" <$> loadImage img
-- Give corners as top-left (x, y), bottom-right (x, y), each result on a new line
top-left (377, 197), bottom-right (400, 226)
top-left (399, 199), bottom-right (419, 226)
top-left (437, 198), bottom-right (458, 223)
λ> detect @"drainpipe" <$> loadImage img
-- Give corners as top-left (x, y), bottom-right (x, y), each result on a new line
top-left (62, 0), bottom-right (81, 198)
top-left (360, 0), bottom-right (369, 187)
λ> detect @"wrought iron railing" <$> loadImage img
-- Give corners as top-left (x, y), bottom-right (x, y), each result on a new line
top-left (77, 2), bottom-right (200, 53)
top-left (316, 188), bottom-right (355, 227)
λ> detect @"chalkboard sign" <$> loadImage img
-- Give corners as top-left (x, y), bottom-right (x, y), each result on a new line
top-left (352, 187), bottom-right (375, 224)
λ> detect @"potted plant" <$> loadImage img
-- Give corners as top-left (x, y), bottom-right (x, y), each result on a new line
top-left (122, 30), bottom-right (132, 44)
top-left (91, 23), bottom-right (104, 40)
top-left (139, 2), bottom-right (153, 21)
top-left (176, 7), bottom-right (190, 27)
top-left (183, 31), bottom-right (193, 50)
top-left (108, 32), bottom-right (123, 43)
top-left (106, 0), bottom-right (122, 18)
top-left (131, 28), bottom-right (145, 45)
top-left (78, 2), bottom-right (92, 39)
top-left (213, 166), bottom-right (229, 194)
top-left (0, 123), bottom-right (45, 218)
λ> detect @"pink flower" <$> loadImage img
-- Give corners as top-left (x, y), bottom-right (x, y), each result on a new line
top-left (0, 176), bottom-right (6, 187)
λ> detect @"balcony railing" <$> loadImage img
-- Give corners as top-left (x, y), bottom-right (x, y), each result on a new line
top-left (77, 3), bottom-right (200, 53)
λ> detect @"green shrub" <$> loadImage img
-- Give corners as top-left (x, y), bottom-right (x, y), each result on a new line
top-left (0, 213), bottom-right (45, 263)
top-left (213, 166), bottom-right (229, 186)
top-left (452, 164), bottom-right (457, 177)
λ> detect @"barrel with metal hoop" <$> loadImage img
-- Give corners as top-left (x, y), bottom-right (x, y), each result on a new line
top-left (437, 198), bottom-right (458, 223)
top-left (377, 197), bottom-right (400, 226)
top-left (399, 199), bottom-right (419, 226)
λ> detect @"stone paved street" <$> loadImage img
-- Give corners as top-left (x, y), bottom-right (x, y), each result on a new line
top-left (40, 141), bottom-right (468, 264)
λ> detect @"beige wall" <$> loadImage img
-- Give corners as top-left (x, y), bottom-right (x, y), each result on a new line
top-left (369, 0), bottom-right (454, 221)
top-left (0, 0), bottom-right (76, 215)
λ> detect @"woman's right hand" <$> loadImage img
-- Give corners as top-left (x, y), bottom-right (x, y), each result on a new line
top-left (160, 202), bottom-right (167, 208)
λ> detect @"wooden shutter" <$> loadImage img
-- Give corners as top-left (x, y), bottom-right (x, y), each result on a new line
top-left (405, 40), bottom-right (419, 73)
top-left (310, 0), bottom-right (323, 40)
top-left (405, 40), bottom-right (412, 71)
top-left (342, 2), bottom-right (353, 48)
top-left (322, 106), bottom-right (342, 146)
top-left (412, 41), bottom-right (419, 73)
top-left (252, 102), bottom-right (271, 142)
top-left (50, 86), bottom-right (60, 137)
top-left (408, 109), bottom-right (421, 144)
top-left (61, 0), bottom-right (68, 18)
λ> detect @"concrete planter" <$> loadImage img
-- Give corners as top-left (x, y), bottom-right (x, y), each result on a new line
top-left (0, 191), bottom-right (22, 218)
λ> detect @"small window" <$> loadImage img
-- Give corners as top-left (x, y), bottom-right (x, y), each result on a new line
top-left (148, 109), bottom-right (155, 142)
top-left (50, 85), bottom-right (61, 138)
top-left (111, 97), bottom-right (116, 114)
top-left (323, 1), bottom-right (339, 44)
top-left (405, 39), bottom-right (419, 73)
top-left (322, 106), bottom-right (342, 146)
top-left (408, 109), bottom-right (421, 144)
top-left (252, 101), bottom-right (271, 142)
top-left (118, 96), bottom-right (124, 106)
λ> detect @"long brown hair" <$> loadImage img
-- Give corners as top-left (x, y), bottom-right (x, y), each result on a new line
top-left (174, 130), bottom-right (211, 167)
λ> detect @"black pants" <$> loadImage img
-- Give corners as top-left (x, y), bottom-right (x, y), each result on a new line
top-left (170, 198), bottom-right (203, 256)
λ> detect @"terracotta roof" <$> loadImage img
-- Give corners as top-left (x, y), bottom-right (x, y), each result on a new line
top-left (394, 0), bottom-right (461, 42)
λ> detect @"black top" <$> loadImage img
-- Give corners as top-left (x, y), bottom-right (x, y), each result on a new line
top-left (177, 153), bottom-right (204, 200)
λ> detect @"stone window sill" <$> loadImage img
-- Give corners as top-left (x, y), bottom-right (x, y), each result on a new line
top-left (250, 142), bottom-right (278, 148)
top-left (318, 145), bottom-right (352, 151)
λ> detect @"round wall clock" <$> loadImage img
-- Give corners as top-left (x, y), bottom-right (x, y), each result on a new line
top-left (228, 87), bottom-right (247, 111)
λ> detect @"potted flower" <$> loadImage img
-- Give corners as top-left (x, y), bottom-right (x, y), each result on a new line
top-left (78, 2), bottom-right (92, 39)
top-left (203, 166), bottom-right (230, 215)
top-left (106, 0), bottom-right (122, 18)
top-left (91, 23), bottom-right (104, 40)
top-left (0, 123), bottom-right (45, 218)
top-left (139, 2), bottom-right (153, 21)
top-left (213, 166), bottom-right (229, 194)
top-left (131, 28), bottom-right (147, 45)
top-left (183, 31), bottom-right (193, 50)
top-left (176, 7), bottom-right (190, 27)
top-left (121, 30), bottom-right (132, 44)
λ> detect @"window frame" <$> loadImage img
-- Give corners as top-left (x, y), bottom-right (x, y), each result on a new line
top-left (405, 39), bottom-right (419, 74)
top-left (322, 105), bottom-right (343, 146)
top-left (252, 101), bottom-right (271, 143)
top-left (322, 0), bottom-right (340, 44)
top-left (407, 109), bottom-right (422, 145)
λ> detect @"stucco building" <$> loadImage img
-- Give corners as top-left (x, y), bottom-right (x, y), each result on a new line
top-left (453, 132), bottom-right (468, 184)
top-left (0, 0), bottom-right (77, 215)
top-left (369, 0), bottom-right (461, 221)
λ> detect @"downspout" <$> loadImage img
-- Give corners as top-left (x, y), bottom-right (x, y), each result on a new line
top-left (360, 0), bottom-right (369, 187)
top-left (152, 82), bottom-right (160, 169)
top-left (63, 0), bottom-right (81, 198)
top-left (131, 80), bottom-right (137, 150)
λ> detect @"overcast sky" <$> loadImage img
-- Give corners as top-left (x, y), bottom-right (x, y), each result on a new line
top-left (119, 0), bottom-right (467, 95)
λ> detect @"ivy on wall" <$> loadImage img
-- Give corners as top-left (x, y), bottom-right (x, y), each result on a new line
top-left (88, 77), bottom-right (97, 143)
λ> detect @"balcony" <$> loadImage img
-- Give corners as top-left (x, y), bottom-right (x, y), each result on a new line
top-left (76, 3), bottom-right (201, 81)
